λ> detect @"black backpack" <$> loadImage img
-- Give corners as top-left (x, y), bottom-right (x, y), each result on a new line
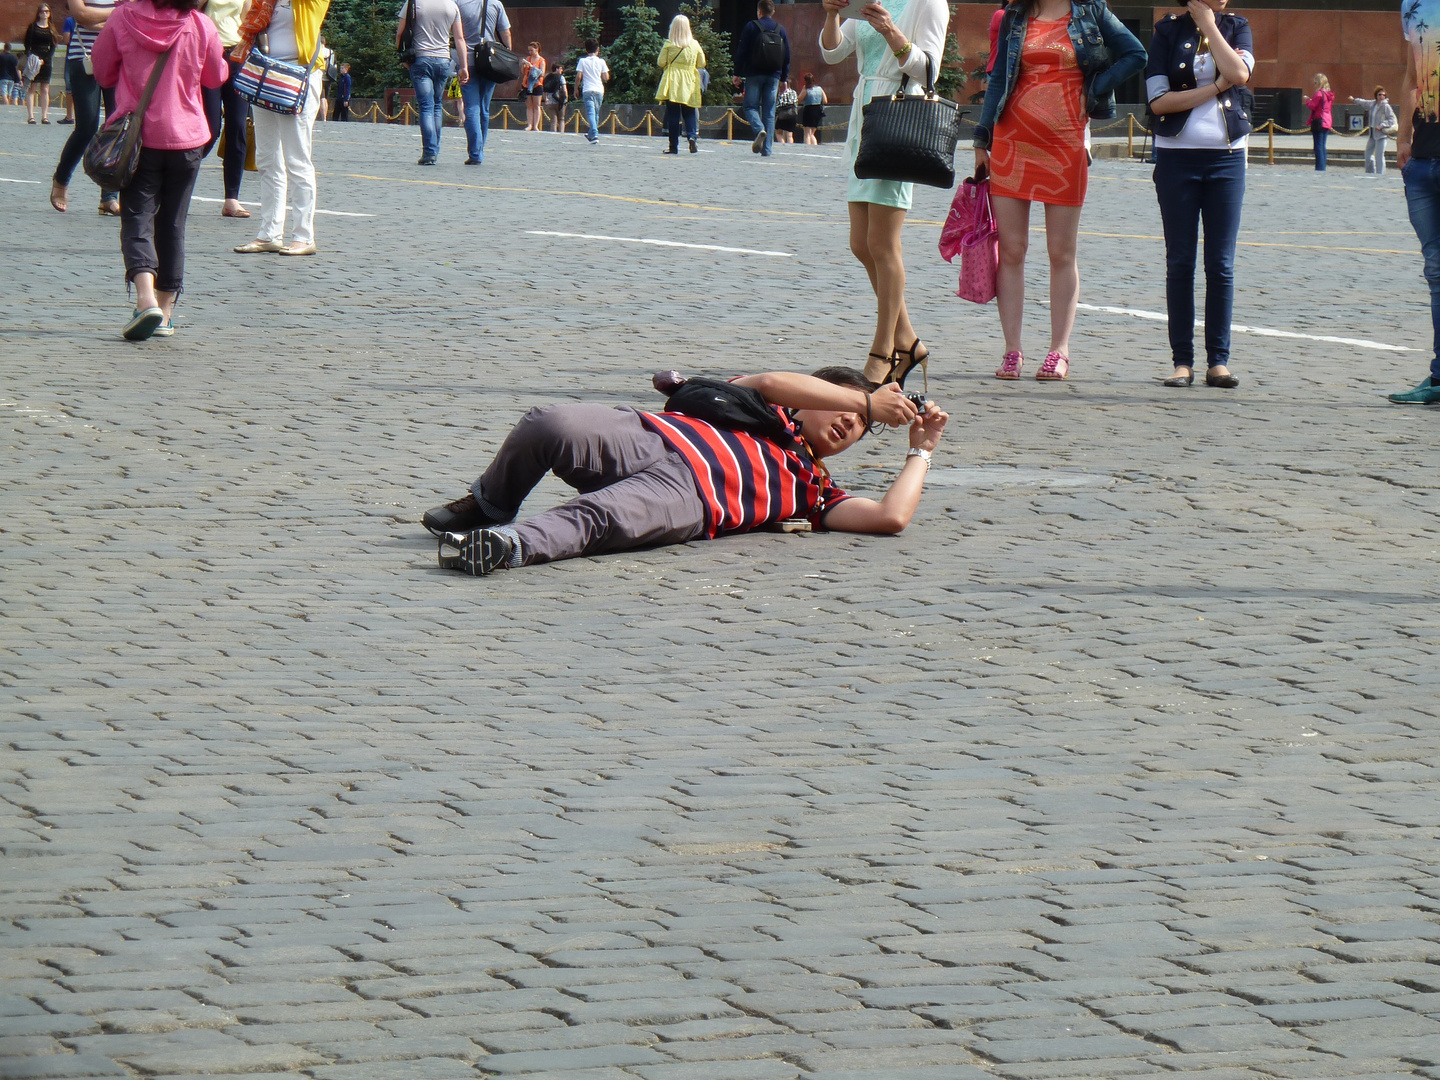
top-left (749, 24), bottom-right (785, 74)
top-left (656, 374), bottom-right (794, 447)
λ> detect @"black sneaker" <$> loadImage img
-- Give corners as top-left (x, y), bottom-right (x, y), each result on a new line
top-left (422, 493), bottom-right (509, 537)
top-left (751, 131), bottom-right (765, 153)
top-left (438, 529), bottom-right (512, 576)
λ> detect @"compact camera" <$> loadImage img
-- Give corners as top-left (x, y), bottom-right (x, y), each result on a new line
top-left (905, 392), bottom-right (930, 414)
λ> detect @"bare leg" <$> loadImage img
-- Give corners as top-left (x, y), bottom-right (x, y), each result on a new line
top-left (993, 194), bottom-right (1031, 355)
top-left (132, 271), bottom-right (159, 313)
top-left (848, 202), bottom-right (886, 381)
top-left (1044, 202), bottom-right (1082, 356)
top-left (39, 83), bottom-right (48, 121)
top-left (867, 204), bottom-right (917, 358)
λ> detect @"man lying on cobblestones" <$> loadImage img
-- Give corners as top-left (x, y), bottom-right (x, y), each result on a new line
top-left (424, 368), bottom-right (949, 575)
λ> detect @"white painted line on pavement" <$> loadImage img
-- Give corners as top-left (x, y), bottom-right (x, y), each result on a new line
top-left (0, 177), bottom-right (43, 184)
top-left (526, 229), bottom-right (791, 258)
top-left (1070, 301), bottom-right (1414, 353)
top-left (190, 196), bottom-right (373, 218)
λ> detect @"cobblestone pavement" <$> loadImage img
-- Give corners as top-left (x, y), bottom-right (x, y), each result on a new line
top-left (2, 109), bottom-right (1438, 1080)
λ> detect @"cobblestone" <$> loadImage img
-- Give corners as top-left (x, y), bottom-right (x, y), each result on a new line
top-left (2, 107), bottom-right (1438, 1078)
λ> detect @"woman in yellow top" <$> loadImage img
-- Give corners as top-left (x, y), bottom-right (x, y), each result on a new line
top-left (655, 15), bottom-right (704, 155)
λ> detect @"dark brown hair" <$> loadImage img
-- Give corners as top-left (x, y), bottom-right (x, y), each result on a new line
top-left (758, 0), bottom-right (775, 14)
top-left (153, 0), bottom-right (205, 12)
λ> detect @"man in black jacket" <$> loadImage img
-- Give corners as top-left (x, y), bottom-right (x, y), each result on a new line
top-left (734, 0), bottom-right (789, 156)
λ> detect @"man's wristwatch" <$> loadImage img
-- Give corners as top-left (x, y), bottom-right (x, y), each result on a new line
top-left (907, 447), bottom-right (932, 466)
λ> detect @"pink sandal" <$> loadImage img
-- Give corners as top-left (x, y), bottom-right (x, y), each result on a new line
top-left (995, 350), bottom-right (1024, 380)
top-left (1036, 351), bottom-right (1069, 380)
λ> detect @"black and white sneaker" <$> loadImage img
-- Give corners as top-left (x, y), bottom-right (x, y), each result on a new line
top-left (438, 529), bottom-right (513, 576)
top-left (423, 493), bottom-right (511, 538)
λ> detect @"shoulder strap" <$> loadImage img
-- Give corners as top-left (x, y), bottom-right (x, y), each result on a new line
top-left (480, 0), bottom-right (490, 40)
top-left (136, 47), bottom-right (173, 118)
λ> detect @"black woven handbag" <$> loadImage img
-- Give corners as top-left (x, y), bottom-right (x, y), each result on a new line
top-left (471, 0), bottom-right (520, 83)
top-left (83, 47), bottom-right (172, 191)
top-left (853, 54), bottom-right (961, 189)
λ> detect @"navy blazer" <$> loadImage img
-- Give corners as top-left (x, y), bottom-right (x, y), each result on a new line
top-left (1145, 11), bottom-right (1253, 142)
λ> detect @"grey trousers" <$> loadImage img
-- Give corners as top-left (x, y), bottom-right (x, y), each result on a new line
top-left (471, 404), bottom-right (706, 566)
top-left (1365, 133), bottom-right (1388, 176)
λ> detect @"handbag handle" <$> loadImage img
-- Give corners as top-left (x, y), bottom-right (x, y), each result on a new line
top-left (121, 46), bottom-right (173, 160)
top-left (890, 51), bottom-right (936, 102)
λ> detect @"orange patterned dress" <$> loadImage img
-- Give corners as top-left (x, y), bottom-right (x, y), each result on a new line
top-left (989, 16), bottom-right (1088, 207)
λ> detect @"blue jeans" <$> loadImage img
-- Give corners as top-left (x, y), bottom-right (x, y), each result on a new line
top-left (461, 75), bottom-right (496, 161)
top-left (582, 90), bottom-right (603, 141)
top-left (1312, 121), bottom-right (1328, 171)
top-left (409, 56), bottom-right (451, 160)
top-left (743, 75), bottom-right (779, 154)
top-left (1403, 157), bottom-right (1440, 382)
top-left (0, 79), bottom-right (15, 100)
top-left (664, 101), bottom-right (697, 151)
top-left (1153, 148), bottom-right (1246, 369)
top-left (55, 58), bottom-right (117, 201)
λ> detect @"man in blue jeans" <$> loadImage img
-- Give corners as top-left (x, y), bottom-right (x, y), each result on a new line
top-left (735, 0), bottom-right (788, 157)
top-left (398, 0), bottom-right (469, 165)
top-left (575, 38), bottom-right (609, 144)
top-left (1394, 0), bottom-right (1440, 404)
top-left (455, 0), bottom-right (511, 164)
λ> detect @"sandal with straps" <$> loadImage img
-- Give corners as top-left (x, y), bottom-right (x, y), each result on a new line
top-left (888, 339), bottom-right (930, 392)
top-left (863, 351), bottom-right (893, 386)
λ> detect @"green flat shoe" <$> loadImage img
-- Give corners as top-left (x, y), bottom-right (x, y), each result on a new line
top-left (1388, 376), bottom-right (1440, 404)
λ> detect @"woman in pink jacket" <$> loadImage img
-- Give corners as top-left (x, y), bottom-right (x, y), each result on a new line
top-left (92, 0), bottom-right (226, 340)
top-left (1304, 72), bottom-right (1334, 172)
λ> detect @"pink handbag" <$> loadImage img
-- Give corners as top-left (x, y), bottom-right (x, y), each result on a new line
top-left (940, 173), bottom-right (998, 305)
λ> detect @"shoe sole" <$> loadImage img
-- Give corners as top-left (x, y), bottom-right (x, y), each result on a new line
top-left (994, 372), bottom-right (1022, 380)
top-left (438, 530), bottom-right (508, 575)
top-left (122, 310), bottom-right (164, 341)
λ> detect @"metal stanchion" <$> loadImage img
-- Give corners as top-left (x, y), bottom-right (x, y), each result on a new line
top-left (1268, 120), bottom-right (1274, 166)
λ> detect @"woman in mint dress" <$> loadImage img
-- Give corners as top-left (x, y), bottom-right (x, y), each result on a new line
top-left (820, 0), bottom-right (948, 389)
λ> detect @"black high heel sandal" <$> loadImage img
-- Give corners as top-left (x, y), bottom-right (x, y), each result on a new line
top-left (888, 339), bottom-right (930, 392)
top-left (864, 351), bottom-right (892, 386)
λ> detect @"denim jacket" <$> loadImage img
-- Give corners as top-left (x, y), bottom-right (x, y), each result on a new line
top-left (973, 0), bottom-right (1145, 150)
top-left (1145, 12), bottom-right (1253, 143)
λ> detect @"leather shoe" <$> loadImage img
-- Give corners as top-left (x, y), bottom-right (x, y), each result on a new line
top-left (234, 239), bottom-right (284, 253)
top-left (1205, 369), bottom-right (1239, 388)
top-left (1162, 370), bottom-right (1193, 387)
top-left (277, 242), bottom-right (317, 256)
top-left (1389, 376), bottom-right (1440, 404)
top-left (422, 493), bottom-right (512, 538)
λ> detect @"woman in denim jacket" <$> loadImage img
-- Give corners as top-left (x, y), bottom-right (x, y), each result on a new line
top-left (972, 0), bottom-right (1143, 382)
top-left (1146, 0), bottom-right (1252, 388)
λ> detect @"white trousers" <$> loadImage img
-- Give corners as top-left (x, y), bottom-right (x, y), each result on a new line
top-left (1365, 133), bottom-right (1389, 176)
top-left (251, 72), bottom-right (321, 245)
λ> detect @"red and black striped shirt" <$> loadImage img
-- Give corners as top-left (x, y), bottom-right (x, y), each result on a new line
top-left (640, 407), bottom-right (850, 539)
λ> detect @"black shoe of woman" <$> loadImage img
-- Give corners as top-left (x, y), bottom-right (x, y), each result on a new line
top-left (1205, 367), bottom-right (1239, 388)
top-left (1163, 368), bottom-right (1193, 387)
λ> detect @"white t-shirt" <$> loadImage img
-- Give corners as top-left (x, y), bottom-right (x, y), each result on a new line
top-left (1148, 49), bottom-right (1255, 151)
top-left (398, 0), bottom-right (460, 60)
top-left (576, 53), bottom-right (608, 96)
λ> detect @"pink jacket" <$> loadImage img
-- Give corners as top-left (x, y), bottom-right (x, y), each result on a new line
top-left (1305, 88), bottom-right (1334, 129)
top-left (92, 1), bottom-right (226, 150)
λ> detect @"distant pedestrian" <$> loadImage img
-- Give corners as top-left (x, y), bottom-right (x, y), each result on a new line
top-left (335, 60), bottom-right (350, 119)
top-left (397, 0), bottom-right (467, 164)
top-left (51, 0), bottom-right (122, 214)
top-left (24, 3), bottom-right (58, 123)
top-left (454, 0), bottom-right (510, 164)
top-left (1146, 0), bottom-right (1253, 390)
top-left (1304, 73), bottom-right (1333, 171)
top-left (57, 12), bottom-right (75, 121)
top-left (92, 0), bottom-right (227, 340)
top-left (821, 0), bottom-right (948, 387)
top-left (1350, 87), bottom-right (1397, 176)
top-left (0, 45), bottom-right (19, 104)
top-left (973, 0), bottom-right (1144, 383)
top-left (541, 58), bottom-right (565, 131)
top-left (574, 37), bottom-right (607, 144)
top-left (774, 83), bottom-right (797, 143)
top-left (736, 0), bottom-right (788, 156)
top-left (798, 71), bottom-right (825, 144)
top-left (232, 0), bottom-right (333, 256)
top-left (1389, 2), bottom-right (1440, 404)
top-left (199, 0), bottom-right (253, 218)
top-left (519, 40), bottom-right (543, 130)
top-left (656, 14), bottom-right (703, 155)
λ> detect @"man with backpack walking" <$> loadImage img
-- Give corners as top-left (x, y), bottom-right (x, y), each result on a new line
top-left (735, 0), bottom-right (789, 156)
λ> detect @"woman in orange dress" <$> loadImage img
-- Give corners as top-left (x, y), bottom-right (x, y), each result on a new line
top-left (972, 0), bottom-right (1143, 381)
